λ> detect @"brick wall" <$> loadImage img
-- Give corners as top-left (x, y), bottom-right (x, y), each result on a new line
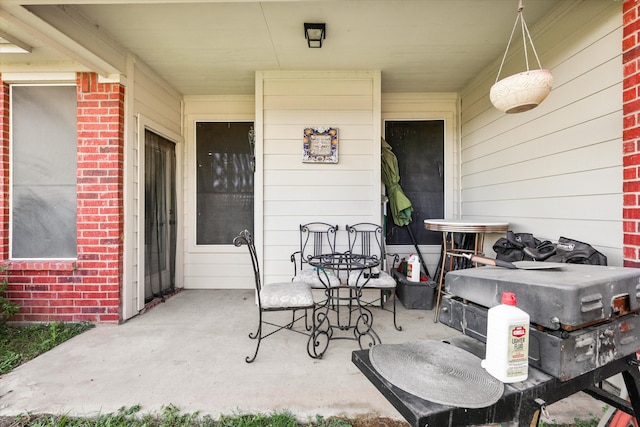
top-left (1, 72), bottom-right (124, 323)
top-left (624, 0), bottom-right (640, 268)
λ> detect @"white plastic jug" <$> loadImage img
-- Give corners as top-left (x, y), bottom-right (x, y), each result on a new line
top-left (407, 254), bottom-right (420, 282)
top-left (481, 292), bottom-right (529, 383)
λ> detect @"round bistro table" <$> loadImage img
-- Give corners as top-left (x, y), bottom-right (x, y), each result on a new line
top-left (307, 252), bottom-right (381, 358)
top-left (424, 219), bottom-right (509, 323)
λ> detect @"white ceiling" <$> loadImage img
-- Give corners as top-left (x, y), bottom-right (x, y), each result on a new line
top-left (0, 0), bottom-right (562, 95)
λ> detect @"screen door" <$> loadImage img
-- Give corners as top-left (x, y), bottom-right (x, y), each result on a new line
top-left (144, 129), bottom-right (177, 303)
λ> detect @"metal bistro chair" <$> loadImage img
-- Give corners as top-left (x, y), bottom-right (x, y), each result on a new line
top-left (346, 223), bottom-right (402, 331)
top-left (234, 230), bottom-right (315, 363)
top-left (291, 223), bottom-right (341, 289)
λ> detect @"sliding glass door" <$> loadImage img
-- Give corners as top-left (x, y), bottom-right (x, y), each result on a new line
top-left (145, 130), bottom-right (177, 303)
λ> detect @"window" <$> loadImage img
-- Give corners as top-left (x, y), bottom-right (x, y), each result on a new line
top-left (384, 120), bottom-right (444, 246)
top-left (195, 122), bottom-right (254, 245)
top-left (11, 85), bottom-right (77, 258)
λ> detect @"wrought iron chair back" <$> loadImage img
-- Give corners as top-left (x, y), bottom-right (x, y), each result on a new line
top-left (347, 222), bottom-right (384, 261)
top-left (300, 222), bottom-right (338, 269)
top-left (346, 223), bottom-right (402, 331)
top-left (292, 222), bottom-right (339, 275)
top-left (236, 229), bottom-right (262, 291)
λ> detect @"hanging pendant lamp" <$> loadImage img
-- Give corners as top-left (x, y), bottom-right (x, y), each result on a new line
top-left (490, 0), bottom-right (553, 114)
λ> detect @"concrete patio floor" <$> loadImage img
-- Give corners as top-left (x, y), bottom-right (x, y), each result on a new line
top-left (0, 289), bottom-right (604, 424)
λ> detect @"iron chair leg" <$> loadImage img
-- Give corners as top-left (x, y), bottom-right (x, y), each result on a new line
top-left (246, 310), bottom-right (263, 363)
top-left (291, 310), bottom-right (310, 330)
top-left (391, 289), bottom-right (402, 331)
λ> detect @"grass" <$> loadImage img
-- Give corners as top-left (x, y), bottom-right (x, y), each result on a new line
top-left (1, 406), bottom-right (602, 427)
top-left (539, 418), bottom-right (600, 427)
top-left (5, 405), bottom-right (356, 427)
top-left (0, 321), bottom-right (95, 375)
top-left (0, 322), bottom-right (603, 427)
top-left (1, 406), bottom-right (393, 427)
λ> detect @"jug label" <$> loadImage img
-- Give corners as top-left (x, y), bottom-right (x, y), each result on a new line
top-left (507, 322), bottom-right (529, 378)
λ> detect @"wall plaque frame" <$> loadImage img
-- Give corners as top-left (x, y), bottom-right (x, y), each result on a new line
top-left (303, 127), bottom-right (338, 163)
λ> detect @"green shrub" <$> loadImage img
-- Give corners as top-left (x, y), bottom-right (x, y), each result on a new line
top-left (0, 265), bottom-right (19, 326)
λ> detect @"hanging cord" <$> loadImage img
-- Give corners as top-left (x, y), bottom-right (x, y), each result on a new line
top-left (495, 0), bottom-right (544, 83)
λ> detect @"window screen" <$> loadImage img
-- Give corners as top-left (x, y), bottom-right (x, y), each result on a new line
top-left (196, 122), bottom-right (254, 245)
top-left (11, 85), bottom-right (77, 258)
top-left (384, 120), bottom-right (444, 246)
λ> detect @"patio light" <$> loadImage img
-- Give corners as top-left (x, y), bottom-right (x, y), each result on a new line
top-left (490, 0), bottom-right (553, 114)
top-left (304, 23), bottom-right (326, 48)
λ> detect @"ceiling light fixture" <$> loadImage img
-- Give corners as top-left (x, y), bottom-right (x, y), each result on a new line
top-left (304, 23), bottom-right (326, 48)
top-left (490, 0), bottom-right (553, 114)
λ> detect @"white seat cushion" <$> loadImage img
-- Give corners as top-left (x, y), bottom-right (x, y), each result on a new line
top-left (260, 282), bottom-right (314, 309)
top-left (348, 270), bottom-right (396, 288)
top-left (292, 268), bottom-right (341, 288)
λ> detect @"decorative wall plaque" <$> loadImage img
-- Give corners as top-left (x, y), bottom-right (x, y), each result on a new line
top-left (303, 127), bottom-right (338, 163)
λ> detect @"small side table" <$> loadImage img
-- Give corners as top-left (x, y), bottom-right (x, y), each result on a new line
top-left (424, 219), bottom-right (509, 323)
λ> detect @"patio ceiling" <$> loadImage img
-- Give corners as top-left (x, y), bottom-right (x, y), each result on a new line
top-left (1, 0), bottom-right (561, 96)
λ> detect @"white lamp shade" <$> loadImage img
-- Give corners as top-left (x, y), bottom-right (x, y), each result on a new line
top-left (490, 69), bottom-right (553, 114)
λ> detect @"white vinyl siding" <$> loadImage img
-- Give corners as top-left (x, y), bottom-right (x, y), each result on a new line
top-left (259, 71), bottom-right (381, 285)
top-left (183, 95), bottom-right (256, 289)
top-left (123, 60), bottom-right (183, 319)
top-left (459, 1), bottom-right (622, 265)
